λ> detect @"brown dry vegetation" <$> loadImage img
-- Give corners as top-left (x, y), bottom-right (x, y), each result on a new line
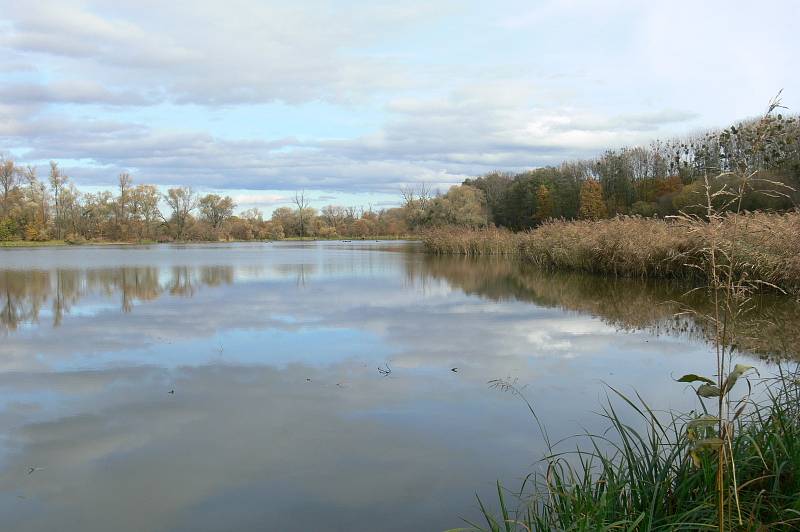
top-left (423, 211), bottom-right (800, 294)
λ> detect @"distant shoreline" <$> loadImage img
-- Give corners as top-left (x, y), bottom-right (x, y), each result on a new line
top-left (0, 236), bottom-right (420, 248)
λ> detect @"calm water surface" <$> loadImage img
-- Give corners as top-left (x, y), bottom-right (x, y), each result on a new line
top-left (0, 242), bottom-right (796, 531)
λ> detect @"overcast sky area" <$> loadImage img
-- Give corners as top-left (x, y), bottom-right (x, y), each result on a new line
top-left (1, 0), bottom-right (798, 211)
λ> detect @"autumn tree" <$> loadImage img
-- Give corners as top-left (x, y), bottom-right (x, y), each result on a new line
top-left (130, 184), bottom-right (161, 240)
top-left (426, 185), bottom-right (487, 228)
top-left (535, 184), bottom-right (554, 223)
top-left (198, 194), bottom-right (235, 231)
top-left (400, 183), bottom-right (432, 230)
top-left (579, 179), bottom-right (607, 220)
top-left (164, 187), bottom-right (197, 240)
top-left (321, 205), bottom-right (346, 234)
top-left (23, 166), bottom-right (49, 240)
top-left (271, 207), bottom-right (297, 236)
top-left (0, 158), bottom-right (17, 216)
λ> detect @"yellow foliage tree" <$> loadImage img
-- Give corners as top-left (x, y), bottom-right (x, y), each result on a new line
top-left (579, 179), bottom-right (607, 220)
top-left (535, 184), bottom-right (554, 223)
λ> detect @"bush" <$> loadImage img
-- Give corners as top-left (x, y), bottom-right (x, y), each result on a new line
top-left (0, 218), bottom-right (19, 241)
top-left (630, 200), bottom-right (657, 217)
top-left (64, 233), bottom-right (86, 245)
top-left (24, 224), bottom-right (49, 241)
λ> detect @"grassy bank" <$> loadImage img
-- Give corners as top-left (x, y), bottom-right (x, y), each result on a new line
top-left (0, 239), bottom-right (68, 247)
top-left (423, 211), bottom-right (800, 294)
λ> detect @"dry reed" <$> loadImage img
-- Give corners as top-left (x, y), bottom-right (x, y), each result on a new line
top-left (423, 211), bottom-right (800, 294)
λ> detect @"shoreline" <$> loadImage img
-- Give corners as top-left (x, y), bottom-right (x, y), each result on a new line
top-left (1, 236), bottom-right (420, 248)
top-left (422, 212), bottom-right (800, 294)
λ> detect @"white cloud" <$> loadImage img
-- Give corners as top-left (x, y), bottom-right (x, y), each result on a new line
top-left (0, 0), bottom-right (797, 197)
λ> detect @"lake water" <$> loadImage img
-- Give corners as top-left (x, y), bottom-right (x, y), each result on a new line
top-left (0, 242), bottom-right (797, 531)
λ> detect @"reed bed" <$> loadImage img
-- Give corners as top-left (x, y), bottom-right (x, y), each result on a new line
top-left (423, 211), bottom-right (800, 294)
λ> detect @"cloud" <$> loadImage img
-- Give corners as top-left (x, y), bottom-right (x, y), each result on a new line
top-left (0, 81), bottom-right (158, 106)
top-left (229, 192), bottom-right (288, 207)
top-left (0, 94), bottom-right (706, 193)
top-left (0, 0), bottom-right (797, 197)
top-left (0, 0), bottom-right (445, 105)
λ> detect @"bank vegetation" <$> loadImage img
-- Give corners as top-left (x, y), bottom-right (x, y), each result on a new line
top-left (424, 211), bottom-right (800, 294)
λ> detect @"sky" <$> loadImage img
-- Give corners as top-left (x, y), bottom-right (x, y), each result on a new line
top-left (0, 0), bottom-right (798, 212)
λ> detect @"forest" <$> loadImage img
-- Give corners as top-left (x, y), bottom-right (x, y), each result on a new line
top-left (1, 111), bottom-right (798, 244)
top-left (463, 111), bottom-right (800, 229)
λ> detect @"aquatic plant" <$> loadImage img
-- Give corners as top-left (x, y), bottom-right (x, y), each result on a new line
top-left (449, 371), bottom-right (800, 531)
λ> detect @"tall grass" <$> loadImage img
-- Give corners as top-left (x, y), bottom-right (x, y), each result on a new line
top-left (449, 372), bottom-right (800, 531)
top-left (423, 211), bottom-right (800, 294)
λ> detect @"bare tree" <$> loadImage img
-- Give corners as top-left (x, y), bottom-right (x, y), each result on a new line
top-left (400, 182), bottom-right (432, 229)
top-left (293, 190), bottom-right (310, 237)
top-left (400, 185), bottom-right (415, 207)
top-left (321, 205), bottom-right (346, 233)
top-left (115, 172), bottom-right (133, 238)
top-left (21, 166), bottom-right (47, 227)
top-left (48, 161), bottom-right (68, 239)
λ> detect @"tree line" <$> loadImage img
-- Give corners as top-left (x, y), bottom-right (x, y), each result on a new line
top-left (0, 163), bottom-right (420, 242)
top-left (1, 110), bottom-right (798, 243)
top-left (462, 111), bottom-right (800, 229)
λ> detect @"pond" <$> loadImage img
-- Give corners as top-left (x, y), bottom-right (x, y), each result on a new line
top-left (0, 242), bottom-right (797, 531)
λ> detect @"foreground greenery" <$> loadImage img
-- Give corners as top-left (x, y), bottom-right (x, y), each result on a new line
top-left (452, 372), bottom-right (800, 531)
